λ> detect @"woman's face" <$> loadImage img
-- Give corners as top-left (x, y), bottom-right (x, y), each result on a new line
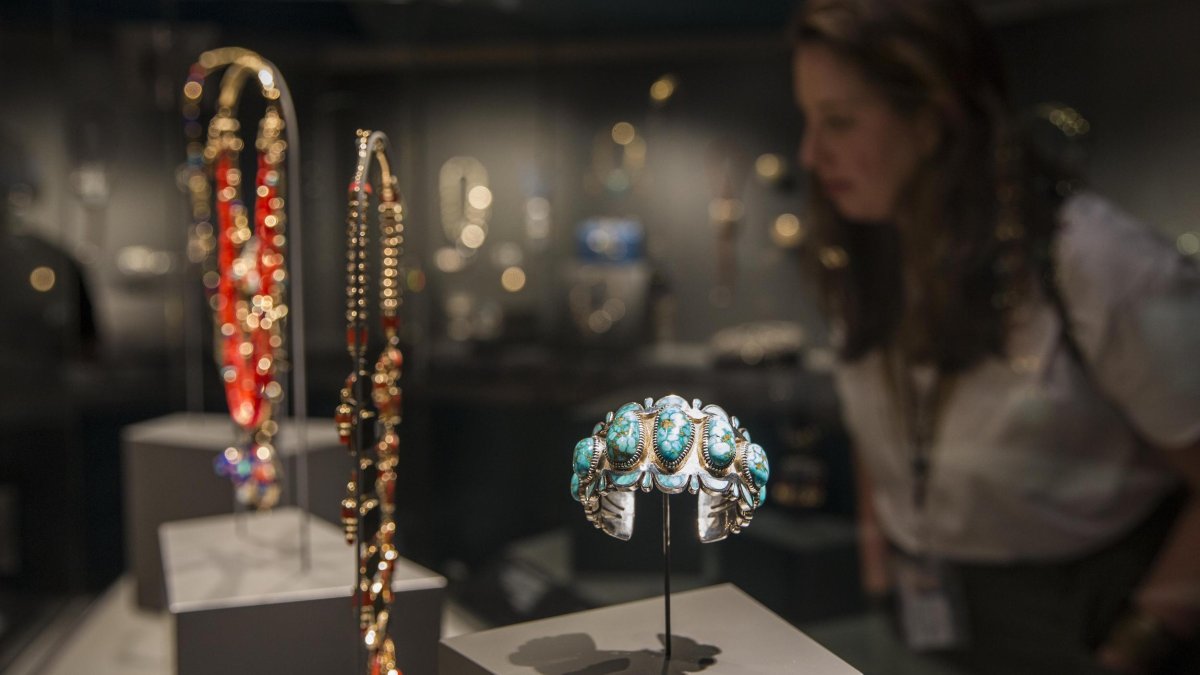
top-left (794, 44), bottom-right (938, 223)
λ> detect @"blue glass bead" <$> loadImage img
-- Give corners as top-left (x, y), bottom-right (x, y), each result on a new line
top-left (654, 406), bottom-right (692, 467)
top-left (573, 438), bottom-right (594, 477)
top-left (704, 417), bottom-right (736, 469)
top-left (605, 409), bottom-right (642, 466)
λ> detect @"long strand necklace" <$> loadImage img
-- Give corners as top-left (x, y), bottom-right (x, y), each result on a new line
top-left (335, 129), bottom-right (405, 675)
top-left (183, 48), bottom-right (288, 508)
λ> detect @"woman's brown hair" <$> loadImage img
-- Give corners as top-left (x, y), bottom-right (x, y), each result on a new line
top-left (794, 0), bottom-right (1067, 371)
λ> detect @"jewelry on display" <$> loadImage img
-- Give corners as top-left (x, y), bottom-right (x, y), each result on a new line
top-left (572, 395), bottom-right (769, 542)
top-left (183, 48), bottom-right (290, 510)
top-left (335, 129), bottom-right (406, 675)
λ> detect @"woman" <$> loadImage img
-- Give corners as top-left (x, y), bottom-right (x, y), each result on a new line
top-left (791, 1), bottom-right (1200, 673)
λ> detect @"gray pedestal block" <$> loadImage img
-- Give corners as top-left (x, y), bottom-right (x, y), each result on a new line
top-left (162, 507), bottom-right (445, 675)
top-left (121, 412), bottom-right (349, 609)
top-left (439, 583), bottom-right (860, 674)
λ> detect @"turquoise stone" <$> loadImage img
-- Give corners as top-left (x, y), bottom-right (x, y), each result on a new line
top-left (613, 471), bottom-right (642, 489)
top-left (570, 473), bottom-right (580, 502)
top-left (593, 422), bottom-right (604, 435)
top-left (573, 438), bottom-right (594, 477)
top-left (655, 473), bottom-right (688, 492)
top-left (756, 484), bottom-right (767, 507)
top-left (654, 406), bottom-right (692, 467)
top-left (615, 402), bottom-right (642, 417)
top-left (654, 394), bottom-right (688, 411)
top-left (745, 443), bottom-right (769, 488)
top-left (704, 417), bottom-right (736, 469)
top-left (605, 409), bottom-right (642, 466)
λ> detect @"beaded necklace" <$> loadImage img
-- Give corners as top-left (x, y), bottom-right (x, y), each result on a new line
top-left (183, 48), bottom-right (288, 509)
top-left (335, 129), bottom-right (405, 675)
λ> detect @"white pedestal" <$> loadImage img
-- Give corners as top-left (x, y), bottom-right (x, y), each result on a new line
top-left (162, 507), bottom-right (445, 675)
top-left (122, 412), bottom-right (349, 609)
top-left (439, 583), bottom-right (860, 674)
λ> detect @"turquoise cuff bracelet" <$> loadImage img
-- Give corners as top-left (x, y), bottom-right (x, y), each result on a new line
top-left (571, 395), bottom-right (769, 542)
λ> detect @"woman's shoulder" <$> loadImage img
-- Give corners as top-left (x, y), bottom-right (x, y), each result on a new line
top-left (1055, 191), bottom-right (1189, 308)
top-left (1052, 192), bottom-right (1200, 449)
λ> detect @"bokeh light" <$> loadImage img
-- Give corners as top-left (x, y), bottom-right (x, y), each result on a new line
top-left (611, 122), bottom-right (636, 146)
top-left (500, 266), bottom-right (526, 292)
top-left (29, 266), bottom-right (56, 292)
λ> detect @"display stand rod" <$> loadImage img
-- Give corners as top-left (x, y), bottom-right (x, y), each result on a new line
top-left (352, 391), bottom-right (367, 675)
top-left (270, 60), bottom-right (311, 573)
top-left (663, 492), bottom-right (672, 661)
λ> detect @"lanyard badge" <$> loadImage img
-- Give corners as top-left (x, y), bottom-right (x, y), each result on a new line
top-left (884, 351), bottom-right (970, 651)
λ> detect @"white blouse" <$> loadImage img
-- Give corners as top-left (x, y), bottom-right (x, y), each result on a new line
top-left (834, 192), bottom-right (1200, 561)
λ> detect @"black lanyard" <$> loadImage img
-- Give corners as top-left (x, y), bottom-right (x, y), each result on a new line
top-left (884, 349), bottom-right (954, 514)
